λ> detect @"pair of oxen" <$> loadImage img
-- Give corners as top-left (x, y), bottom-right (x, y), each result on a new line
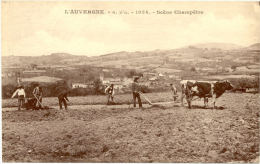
top-left (180, 80), bottom-right (233, 109)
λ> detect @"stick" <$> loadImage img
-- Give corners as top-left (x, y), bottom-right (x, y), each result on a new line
top-left (139, 92), bottom-right (178, 105)
top-left (128, 98), bottom-right (133, 108)
top-left (138, 92), bottom-right (153, 105)
top-left (151, 101), bottom-right (176, 105)
top-left (33, 94), bottom-right (44, 107)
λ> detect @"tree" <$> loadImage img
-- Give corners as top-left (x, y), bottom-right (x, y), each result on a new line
top-left (127, 69), bottom-right (137, 78)
top-left (190, 67), bottom-right (196, 72)
top-left (30, 64), bottom-right (37, 70)
top-left (253, 76), bottom-right (260, 90)
top-left (93, 79), bottom-right (103, 95)
top-left (231, 65), bottom-right (237, 71)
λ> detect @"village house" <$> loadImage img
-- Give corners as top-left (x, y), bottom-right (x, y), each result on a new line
top-left (72, 82), bottom-right (94, 89)
top-left (168, 74), bottom-right (180, 79)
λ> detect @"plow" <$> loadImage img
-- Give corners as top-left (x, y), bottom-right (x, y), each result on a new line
top-left (33, 94), bottom-right (52, 110)
top-left (24, 95), bottom-right (52, 110)
top-left (129, 92), bottom-right (179, 108)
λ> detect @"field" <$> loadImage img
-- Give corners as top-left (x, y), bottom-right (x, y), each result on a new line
top-left (2, 92), bottom-right (260, 162)
top-left (2, 92), bottom-right (174, 108)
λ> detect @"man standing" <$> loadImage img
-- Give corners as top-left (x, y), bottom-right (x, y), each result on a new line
top-left (33, 84), bottom-right (43, 109)
top-left (170, 83), bottom-right (178, 101)
top-left (11, 85), bottom-right (26, 110)
top-left (105, 84), bottom-right (115, 105)
top-left (58, 90), bottom-right (69, 110)
top-left (132, 77), bottom-right (143, 109)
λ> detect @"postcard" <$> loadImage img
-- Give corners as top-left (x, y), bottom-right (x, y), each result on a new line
top-left (1, 1), bottom-right (260, 163)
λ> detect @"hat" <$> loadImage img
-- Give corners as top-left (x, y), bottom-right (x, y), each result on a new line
top-left (134, 76), bottom-right (139, 82)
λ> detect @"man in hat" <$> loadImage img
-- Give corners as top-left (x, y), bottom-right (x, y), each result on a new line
top-left (33, 83), bottom-right (43, 109)
top-left (56, 82), bottom-right (70, 110)
top-left (11, 85), bottom-right (26, 110)
top-left (132, 77), bottom-right (143, 109)
top-left (170, 83), bottom-right (178, 101)
top-left (105, 84), bottom-right (115, 105)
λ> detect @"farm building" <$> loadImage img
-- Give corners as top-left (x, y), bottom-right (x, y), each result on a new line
top-left (72, 83), bottom-right (89, 89)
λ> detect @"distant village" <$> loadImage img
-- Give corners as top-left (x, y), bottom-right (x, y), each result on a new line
top-left (3, 62), bottom-right (258, 94)
top-left (2, 46), bottom-right (260, 95)
top-left (2, 64), bottom-right (184, 93)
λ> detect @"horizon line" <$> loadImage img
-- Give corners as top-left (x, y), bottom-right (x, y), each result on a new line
top-left (2, 41), bottom-right (259, 57)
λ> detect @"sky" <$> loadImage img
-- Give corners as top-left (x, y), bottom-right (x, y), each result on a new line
top-left (2, 1), bottom-right (260, 56)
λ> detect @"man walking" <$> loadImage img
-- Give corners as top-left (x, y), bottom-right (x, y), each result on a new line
top-left (33, 84), bottom-right (43, 109)
top-left (56, 81), bottom-right (70, 110)
top-left (132, 77), bottom-right (143, 109)
top-left (11, 85), bottom-right (26, 110)
top-left (105, 84), bottom-right (115, 105)
top-left (170, 83), bottom-right (178, 101)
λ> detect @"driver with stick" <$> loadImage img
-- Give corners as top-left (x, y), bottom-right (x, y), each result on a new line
top-left (132, 77), bottom-right (143, 109)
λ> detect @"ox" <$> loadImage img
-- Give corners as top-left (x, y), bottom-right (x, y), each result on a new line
top-left (180, 80), bottom-right (233, 109)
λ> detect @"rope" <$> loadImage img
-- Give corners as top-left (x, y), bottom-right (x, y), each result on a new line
top-left (138, 92), bottom-right (177, 105)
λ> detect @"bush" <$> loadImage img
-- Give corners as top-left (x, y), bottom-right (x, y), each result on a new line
top-left (190, 67), bottom-right (196, 72)
top-left (231, 65), bottom-right (237, 70)
top-left (93, 79), bottom-right (104, 95)
top-left (2, 84), bottom-right (17, 98)
top-left (230, 77), bottom-right (260, 92)
top-left (69, 88), bottom-right (96, 96)
top-left (2, 81), bottom-right (68, 99)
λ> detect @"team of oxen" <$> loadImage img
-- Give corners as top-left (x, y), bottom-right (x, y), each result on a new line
top-left (180, 80), bottom-right (234, 109)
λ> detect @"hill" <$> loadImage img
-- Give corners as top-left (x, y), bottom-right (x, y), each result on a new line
top-left (2, 53), bottom-right (89, 67)
top-left (2, 42), bottom-right (259, 75)
top-left (189, 42), bottom-right (243, 50)
top-left (245, 43), bottom-right (260, 51)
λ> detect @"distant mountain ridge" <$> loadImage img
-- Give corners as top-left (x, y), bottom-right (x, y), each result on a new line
top-left (49, 53), bottom-right (73, 58)
top-left (189, 42), bottom-right (243, 50)
top-left (2, 42), bottom-right (259, 68)
top-left (245, 43), bottom-right (260, 50)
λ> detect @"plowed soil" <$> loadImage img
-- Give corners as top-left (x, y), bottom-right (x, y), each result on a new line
top-left (2, 93), bottom-right (259, 162)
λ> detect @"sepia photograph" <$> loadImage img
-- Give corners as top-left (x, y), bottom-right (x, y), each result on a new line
top-left (1, 1), bottom-right (260, 163)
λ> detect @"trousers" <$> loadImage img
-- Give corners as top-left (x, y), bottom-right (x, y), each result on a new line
top-left (18, 95), bottom-right (25, 110)
top-left (58, 97), bottom-right (67, 110)
top-left (133, 92), bottom-right (142, 108)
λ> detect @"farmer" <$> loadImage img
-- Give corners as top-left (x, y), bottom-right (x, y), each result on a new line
top-left (58, 90), bottom-right (69, 110)
top-left (132, 77), bottom-right (143, 109)
top-left (32, 84), bottom-right (43, 109)
top-left (56, 81), bottom-right (70, 110)
top-left (11, 85), bottom-right (26, 110)
top-left (105, 84), bottom-right (115, 105)
top-left (170, 83), bottom-right (178, 101)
